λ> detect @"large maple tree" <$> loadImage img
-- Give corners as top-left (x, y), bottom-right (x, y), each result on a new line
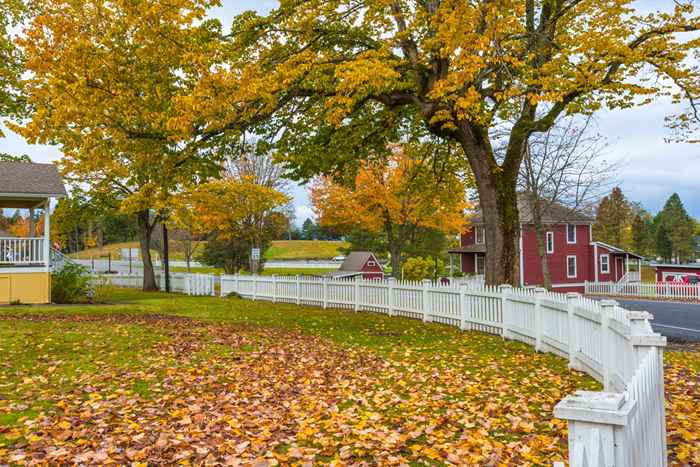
top-left (176, 0), bottom-right (700, 285)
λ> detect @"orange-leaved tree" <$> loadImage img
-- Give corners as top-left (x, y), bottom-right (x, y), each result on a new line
top-left (311, 146), bottom-right (471, 276)
top-left (183, 176), bottom-right (289, 274)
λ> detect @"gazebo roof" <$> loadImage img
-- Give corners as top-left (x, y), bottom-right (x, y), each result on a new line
top-left (0, 162), bottom-right (66, 208)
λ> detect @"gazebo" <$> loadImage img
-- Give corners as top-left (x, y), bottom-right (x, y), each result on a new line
top-left (0, 161), bottom-right (66, 304)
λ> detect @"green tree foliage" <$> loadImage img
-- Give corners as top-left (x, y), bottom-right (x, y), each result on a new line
top-left (654, 193), bottom-right (696, 263)
top-left (594, 187), bottom-right (633, 248)
top-left (631, 211), bottom-right (655, 257)
top-left (0, 153), bottom-right (31, 162)
top-left (402, 256), bottom-right (444, 281)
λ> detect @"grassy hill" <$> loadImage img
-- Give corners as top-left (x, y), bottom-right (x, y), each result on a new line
top-left (263, 240), bottom-right (348, 260)
top-left (70, 240), bottom-right (348, 261)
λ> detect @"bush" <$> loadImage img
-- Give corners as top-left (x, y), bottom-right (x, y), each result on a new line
top-left (402, 256), bottom-right (444, 281)
top-left (52, 262), bottom-right (91, 304)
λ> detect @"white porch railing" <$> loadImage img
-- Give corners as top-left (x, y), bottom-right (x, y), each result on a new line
top-left (586, 280), bottom-right (700, 301)
top-left (220, 275), bottom-right (667, 467)
top-left (618, 271), bottom-right (641, 283)
top-left (0, 237), bottom-right (46, 265)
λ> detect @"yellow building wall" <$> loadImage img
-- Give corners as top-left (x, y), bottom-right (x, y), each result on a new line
top-left (0, 272), bottom-right (51, 304)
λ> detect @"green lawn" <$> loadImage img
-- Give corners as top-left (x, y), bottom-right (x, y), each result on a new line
top-left (263, 240), bottom-right (349, 260)
top-left (1, 288), bottom-right (694, 465)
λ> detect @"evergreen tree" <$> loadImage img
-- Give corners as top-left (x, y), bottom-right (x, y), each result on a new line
top-left (593, 187), bottom-right (632, 247)
top-left (301, 218), bottom-right (316, 240)
top-left (655, 193), bottom-right (695, 263)
top-left (631, 211), bottom-right (654, 256)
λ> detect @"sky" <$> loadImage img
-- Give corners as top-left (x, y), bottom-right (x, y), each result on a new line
top-left (1, 0), bottom-right (698, 223)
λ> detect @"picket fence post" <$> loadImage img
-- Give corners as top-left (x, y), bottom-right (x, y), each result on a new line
top-left (272, 275), bottom-right (278, 303)
top-left (253, 275), bottom-right (258, 301)
top-left (234, 274), bottom-right (239, 295)
top-left (498, 284), bottom-right (512, 339)
top-left (459, 284), bottom-right (471, 331)
top-left (353, 276), bottom-right (360, 312)
top-left (534, 287), bottom-right (546, 352)
top-left (554, 391), bottom-right (637, 467)
top-left (628, 311), bottom-right (668, 465)
top-left (296, 275), bottom-right (301, 305)
top-left (387, 277), bottom-right (396, 316)
top-left (322, 276), bottom-right (328, 309)
top-left (566, 292), bottom-right (580, 370)
top-left (599, 299), bottom-right (616, 391)
top-left (211, 275), bottom-right (216, 296)
top-left (422, 279), bottom-right (431, 322)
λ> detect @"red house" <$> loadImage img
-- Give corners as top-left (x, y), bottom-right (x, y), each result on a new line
top-left (652, 263), bottom-right (700, 283)
top-left (449, 197), bottom-right (643, 293)
top-left (327, 252), bottom-right (384, 280)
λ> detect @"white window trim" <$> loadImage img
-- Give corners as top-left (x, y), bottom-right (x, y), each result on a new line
top-left (567, 224), bottom-right (577, 244)
top-left (475, 226), bottom-right (485, 245)
top-left (600, 254), bottom-right (610, 274)
top-left (546, 231), bottom-right (554, 254)
top-left (367, 260), bottom-right (376, 267)
top-left (567, 255), bottom-right (578, 279)
top-left (475, 254), bottom-right (485, 275)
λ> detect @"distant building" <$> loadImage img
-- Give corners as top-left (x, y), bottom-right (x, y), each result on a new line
top-left (449, 196), bottom-right (643, 293)
top-left (652, 263), bottom-right (700, 283)
top-left (326, 252), bottom-right (384, 280)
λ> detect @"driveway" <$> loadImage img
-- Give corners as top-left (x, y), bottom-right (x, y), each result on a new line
top-left (611, 298), bottom-right (700, 342)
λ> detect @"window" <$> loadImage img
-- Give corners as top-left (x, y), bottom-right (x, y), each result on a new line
top-left (475, 255), bottom-right (485, 275)
top-left (567, 255), bottom-right (577, 278)
top-left (475, 226), bottom-right (485, 244)
top-left (367, 260), bottom-right (376, 267)
top-left (600, 254), bottom-right (609, 274)
top-left (567, 224), bottom-right (577, 244)
top-left (546, 231), bottom-right (554, 254)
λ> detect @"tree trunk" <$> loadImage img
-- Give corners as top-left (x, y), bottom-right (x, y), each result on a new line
top-left (390, 244), bottom-right (402, 278)
top-left (137, 210), bottom-right (158, 291)
top-left (458, 135), bottom-right (521, 286)
top-left (162, 223), bottom-right (170, 293)
top-left (532, 223), bottom-right (552, 290)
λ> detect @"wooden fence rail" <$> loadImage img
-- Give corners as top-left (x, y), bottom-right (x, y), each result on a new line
top-left (586, 280), bottom-right (700, 301)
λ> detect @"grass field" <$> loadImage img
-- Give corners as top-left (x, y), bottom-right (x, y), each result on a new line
top-left (0, 288), bottom-right (602, 465)
top-left (70, 240), bottom-right (349, 262)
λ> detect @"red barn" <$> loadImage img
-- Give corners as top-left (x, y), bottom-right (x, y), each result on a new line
top-left (449, 197), bottom-right (642, 293)
top-left (327, 252), bottom-right (384, 280)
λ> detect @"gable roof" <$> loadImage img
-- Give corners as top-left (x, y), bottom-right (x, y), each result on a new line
top-left (339, 252), bottom-right (382, 272)
top-left (470, 194), bottom-right (594, 225)
top-left (0, 162), bottom-right (67, 197)
top-left (591, 241), bottom-right (645, 259)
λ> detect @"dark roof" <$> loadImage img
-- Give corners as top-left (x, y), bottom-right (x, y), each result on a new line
top-left (470, 194), bottom-right (594, 225)
top-left (448, 244), bottom-right (486, 254)
top-left (339, 252), bottom-right (381, 272)
top-left (651, 263), bottom-right (700, 270)
top-left (0, 162), bottom-right (67, 197)
top-left (591, 241), bottom-right (645, 259)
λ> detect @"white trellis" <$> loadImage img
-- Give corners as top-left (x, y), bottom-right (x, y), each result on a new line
top-left (221, 274), bottom-right (668, 467)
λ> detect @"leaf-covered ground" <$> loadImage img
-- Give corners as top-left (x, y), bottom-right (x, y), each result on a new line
top-left (0, 288), bottom-right (697, 466)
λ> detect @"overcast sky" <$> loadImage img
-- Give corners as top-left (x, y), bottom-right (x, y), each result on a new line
top-left (1, 0), bottom-right (697, 223)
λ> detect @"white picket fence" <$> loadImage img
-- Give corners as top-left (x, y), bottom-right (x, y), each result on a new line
top-left (586, 280), bottom-right (700, 301)
top-left (93, 272), bottom-right (216, 296)
top-left (220, 274), bottom-right (667, 467)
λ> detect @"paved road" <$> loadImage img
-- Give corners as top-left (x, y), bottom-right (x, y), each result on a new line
top-left (612, 298), bottom-right (700, 342)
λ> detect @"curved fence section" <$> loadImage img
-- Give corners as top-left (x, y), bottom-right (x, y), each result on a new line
top-left (220, 275), bottom-right (668, 467)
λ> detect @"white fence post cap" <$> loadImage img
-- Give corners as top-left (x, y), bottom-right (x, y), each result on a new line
top-left (566, 292), bottom-right (580, 299)
top-left (628, 311), bottom-right (654, 321)
top-left (600, 299), bottom-right (618, 307)
top-left (498, 284), bottom-right (513, 290)
top-left (554, 391), bottom-right (637, 426)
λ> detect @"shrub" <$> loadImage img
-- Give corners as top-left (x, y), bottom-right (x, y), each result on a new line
top-left (402, 256), bottom-right (444, 281)
top-left (52, 262), bottom-right (91, 304)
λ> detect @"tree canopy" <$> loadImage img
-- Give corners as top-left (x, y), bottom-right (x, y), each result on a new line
top-left (170, 0), bottom-right (700, 284)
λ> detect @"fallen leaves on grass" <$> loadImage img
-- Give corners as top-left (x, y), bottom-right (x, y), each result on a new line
top-left (0, 313), bottom-right (595, 465)
top-left (665, 342), bottom-right (700, 466)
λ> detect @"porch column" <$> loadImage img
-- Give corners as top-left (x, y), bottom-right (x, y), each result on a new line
top-left (625, 254), bottom-right (629, 276)
top-left (594, 243), bottom-right (599, 282)
top-left (44, 198), bottom-right (50, 271)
